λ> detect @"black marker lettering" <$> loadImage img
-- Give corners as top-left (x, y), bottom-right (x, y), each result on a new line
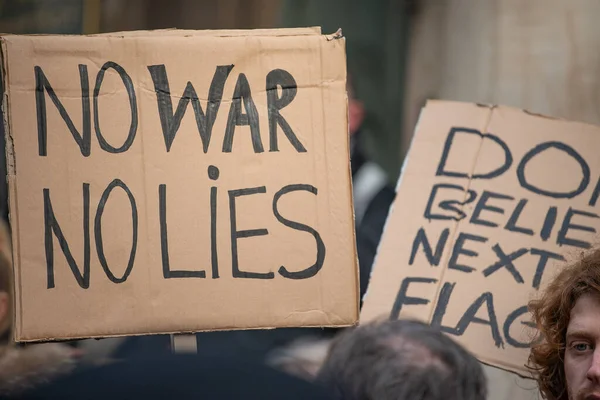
top-left (504, 198), bottom-right (535, 236)
top-left (273, 185), bottom-right (325, 279)
top-left (470, 190), bottom-right (514, 228)
top-left (148, 64), bottom-right (233, 152)
top-left (229, 187), bottom-right (272, 279)
top-left (44, 184), bottom-right (90, 289)
top-left (436, 127), bottom-right (512, 179)
top-left (503, 305), bottom-right (536, 348)
top-left (530, 248), bottom-right (564, 289)
top-left (409, 227), bottom-right (450, 266)
top-left (448, 233), bottom-right (488, 273)
top-left (94, 62), bottom-right (137, 153)
top-left (94, 179), bottom-right (138, 283)
top-left (517, 141), bottom-right (590, 199)
top-left (266, 69), bottom-right (306, 153)
top-left (424, 183), bottom-right (477, 221)
top-left (430, 281), bottom-right (456, 329)
top-left (450, 292), bottom-right (504, 348)
top-left (590, 176), bottom-right (600, 207)
top-left (557, 207), bottom-right (599, 249)
top-left (390, 277), bottom-right (437, 320)
top-left (159, 184), bottom-right (206, 278)
top-left (35, 65), bottom-right (91, 157)
top-left (482, 244), bottom-right (528, 283)
top-left (209, 166), bottom-right (219, 279)
top-left (541, 206), bottom-right (558, 241)
top-left (223, 73), bottom-right (264, 153)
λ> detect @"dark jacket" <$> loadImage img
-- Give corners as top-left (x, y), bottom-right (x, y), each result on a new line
top-left (15, 354), bottom-right (333, 400)
top-left (350, 135), bottom-right (396, 303)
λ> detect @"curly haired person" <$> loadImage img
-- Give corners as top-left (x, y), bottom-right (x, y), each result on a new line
top-left (528, 246), bottom-right (600, 400)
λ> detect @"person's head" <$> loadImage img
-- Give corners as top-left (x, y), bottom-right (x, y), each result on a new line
top-left (315, 319), bottom-right (487, 400)
top-left (0, 255), bottom-right (10, 340)
top-left (528, 247), bottom-right (600, 400)
top-left (347, 74), bottom-right (365, 136)
top-left (0, 220), bottom-right (11, 341)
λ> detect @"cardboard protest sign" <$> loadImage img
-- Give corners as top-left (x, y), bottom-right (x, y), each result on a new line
top-left (1, 28), bottom-right (359, 342)
top-left (361, 100), bottom-right (600, 375)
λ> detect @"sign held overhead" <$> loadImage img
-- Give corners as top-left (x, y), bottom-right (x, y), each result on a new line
top-left (361, 100), bottom-right (600, 376)
top-left (2, 28), bottom-right (359, 342)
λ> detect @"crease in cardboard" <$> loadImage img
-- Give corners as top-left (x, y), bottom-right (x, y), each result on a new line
top-left (318, 33), bottom-right (332, 322)
top-left (425, 106), bottom-right (496, 327)
top-left (132, 38), bottom-right (155, 316)
top-left (145, 81), bottom-right (340, 103)
top-left (6, 86), bottom-right (104, 99)
top-left (9, 82), bottom-right (347, 100)
top-left (2, 67), bottom-right (345, 105)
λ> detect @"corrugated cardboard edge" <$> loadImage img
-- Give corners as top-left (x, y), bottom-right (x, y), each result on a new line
top-left (0, 27), bottom-right (323, 39)
top-left (0, 37), bottom-right (21, 343)
top-left (92, 27), bottom-right (323, 38)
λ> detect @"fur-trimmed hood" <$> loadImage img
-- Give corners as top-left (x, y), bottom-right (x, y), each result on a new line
top-left (0, 343), bottom-right (77, 397)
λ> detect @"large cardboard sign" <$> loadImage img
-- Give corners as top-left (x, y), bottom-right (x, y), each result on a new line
top-left (1, 28), bottom-right (359, 342)
top-left (361, 100), bottom-right (600, 375)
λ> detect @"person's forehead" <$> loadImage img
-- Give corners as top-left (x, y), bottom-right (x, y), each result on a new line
top-left (567, 293), bottom-right (600, 334)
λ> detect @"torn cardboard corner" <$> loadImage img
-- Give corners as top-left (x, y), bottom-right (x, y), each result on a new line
top-left (361, 99), bottom-right (600, 376)
top-left (326, 29), bottom-right (344, 40)
top-left (1, 28), bottom-right (359, 342)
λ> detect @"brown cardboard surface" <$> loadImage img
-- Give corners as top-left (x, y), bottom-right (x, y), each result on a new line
top-left (1, 28), bottom-right (359, 342)
top-left (361, 100), bottom-right (600, 376)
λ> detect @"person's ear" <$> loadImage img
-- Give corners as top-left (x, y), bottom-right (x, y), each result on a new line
top-left (0, 292), bottom-right (8, 328)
